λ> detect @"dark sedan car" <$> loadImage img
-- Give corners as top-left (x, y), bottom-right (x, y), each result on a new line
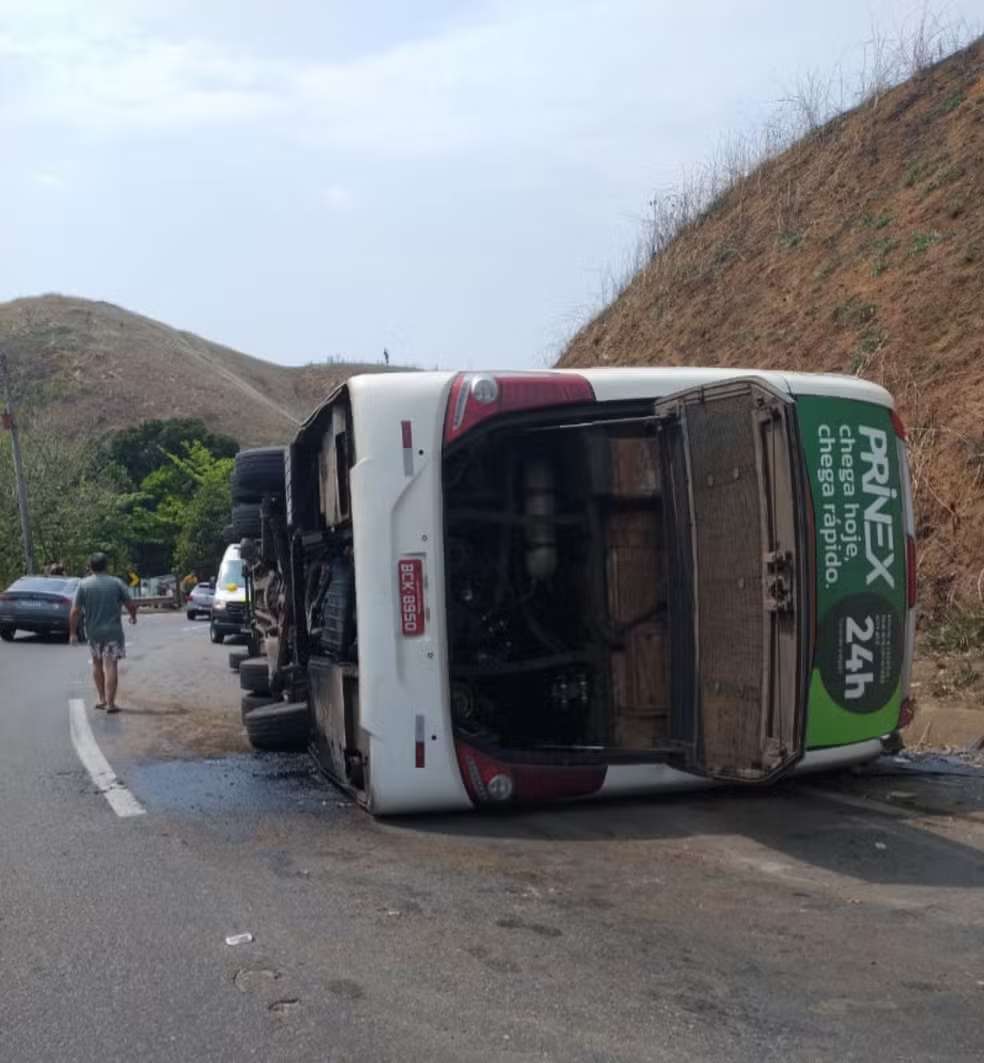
top-left (0, 576), bottom-right (83, 642)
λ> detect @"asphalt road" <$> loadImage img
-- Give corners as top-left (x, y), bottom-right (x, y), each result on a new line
top-left (2, 613), bottom-right (984, 1063)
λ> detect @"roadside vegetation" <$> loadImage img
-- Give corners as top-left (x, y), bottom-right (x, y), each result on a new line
top-left (561, 16), bottom-right (984, 660)
top-left (0, 417), bottom-right (236, 587)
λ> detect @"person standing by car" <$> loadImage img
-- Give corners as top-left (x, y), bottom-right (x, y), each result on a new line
top-left (69, 553), bottom-right (138, 713)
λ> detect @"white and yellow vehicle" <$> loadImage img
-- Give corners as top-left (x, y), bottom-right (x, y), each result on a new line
top-left (209, 545), bottom-right (248, 644)
top-left (231, 368), bottom-right (915, 815)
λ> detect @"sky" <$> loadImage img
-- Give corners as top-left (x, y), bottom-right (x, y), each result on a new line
top-left (1, 0), bottom-right (981, 370)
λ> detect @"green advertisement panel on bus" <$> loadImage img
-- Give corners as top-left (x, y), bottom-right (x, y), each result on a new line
top-left (796, 396), bottom-right (906, 748)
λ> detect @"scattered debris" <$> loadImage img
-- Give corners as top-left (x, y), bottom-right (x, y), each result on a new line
top-left (225, 932), bottom-right (254, 946)
top-left (234, 967), bottom-right (280, 993)
top-left (875, 842), bottom-right (888, 851)
top-left (269, 998), bottom-right (301, 1016)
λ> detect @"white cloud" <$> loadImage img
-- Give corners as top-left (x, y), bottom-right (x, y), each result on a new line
top-left (0, 11), bottom-right (285, 130)
top-left (279, 3), bottom-right (693, 162)
top-left (3, 0), bottom-right (981, 374)
top-left (0, 0), bottom-right (677, 163)
top-left (321, 184), bottom-right (353, 211)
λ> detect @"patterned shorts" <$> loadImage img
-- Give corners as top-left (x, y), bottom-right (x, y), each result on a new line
top-left (89, 640), bottom-right (126, 661)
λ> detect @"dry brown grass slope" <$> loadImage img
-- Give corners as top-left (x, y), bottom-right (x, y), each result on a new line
top-left (561, 39), bottom-right (984, 616)
top-left (0, 294), bottom-right (399, 446)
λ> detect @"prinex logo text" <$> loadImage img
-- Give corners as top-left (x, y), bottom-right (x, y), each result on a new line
top-left (858, 426), bottom-right (896, 590)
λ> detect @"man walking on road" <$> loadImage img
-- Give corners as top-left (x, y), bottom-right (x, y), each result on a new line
top-left (69, 553), bottom-right (138, 714)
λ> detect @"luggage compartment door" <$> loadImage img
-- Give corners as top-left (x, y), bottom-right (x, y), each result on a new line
top-left (654, 379), bottom-right (808, 782)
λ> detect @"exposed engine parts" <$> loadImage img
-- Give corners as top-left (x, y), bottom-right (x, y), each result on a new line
top-left (312, 556), bottom-right (356, 659)
top-left (251, 563), bottom-right (286, 643)
top-left (232, 443), bottom-right (358, 709)
top-left (443, 415), bottom-right (675, 756)
top-left (232, 392), bottom-right (675, 769)
top-left (444, 431), bottom-right (608, 749)
top-left (523, 456), bottom-right (558, 581)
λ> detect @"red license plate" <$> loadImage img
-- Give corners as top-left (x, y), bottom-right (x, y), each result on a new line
top-left (398, 559), bottom-right (424, 636)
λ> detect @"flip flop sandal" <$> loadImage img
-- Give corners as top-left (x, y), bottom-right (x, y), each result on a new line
top-left (106, 704), bottom-right (120, 714)
top-left (94, 702), bottom-right (107, 711)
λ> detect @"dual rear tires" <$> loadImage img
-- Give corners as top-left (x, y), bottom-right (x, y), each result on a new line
top-left (228, 448), bottom-right (304, 752)
top-left (229, 446), bottom-right (286, 545)
top-left (231, 503), bottom-right (262, 540)
top-left (239, 657), bottom-right (271, 695)
top-left (241, 696), bottom-right (310, 751)
top-left (231, 448), bottom-right (286, 503)
top-left (237, 656), bottom-right (309, 751)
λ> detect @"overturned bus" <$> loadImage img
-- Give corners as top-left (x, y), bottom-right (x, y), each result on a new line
top-left (227, 368), bottom-right (916, 815)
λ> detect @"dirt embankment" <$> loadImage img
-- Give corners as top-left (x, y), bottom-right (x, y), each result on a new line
top-left (562, 39), bottom-right (984, 620)
top-left (561, 40), bottom-right (984, 747)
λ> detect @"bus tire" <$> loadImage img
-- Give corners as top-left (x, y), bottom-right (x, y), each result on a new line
top-left (241, 691), bottom-right (277, 722)
top-left (232, 447), bottom-right (286, 502)
top-left (239, 657), bottom-right (271, 694)
top-left (231, 503), bottom-right (261, 539)
top-left (245, 701), bottom-right (309, 752)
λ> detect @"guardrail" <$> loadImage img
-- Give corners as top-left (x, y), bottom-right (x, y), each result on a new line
top-left (133, 596), bottom-right (178, 610)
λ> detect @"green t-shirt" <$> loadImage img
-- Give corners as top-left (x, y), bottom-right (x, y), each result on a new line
top-left (74, 574), bottom-right (131, 645)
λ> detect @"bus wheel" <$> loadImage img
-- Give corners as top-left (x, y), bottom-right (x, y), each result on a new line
top-left (245, 701), bottom-right (309, 752)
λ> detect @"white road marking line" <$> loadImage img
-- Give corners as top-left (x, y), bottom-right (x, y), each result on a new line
top-left (68, 699), bottom-right (146, 818)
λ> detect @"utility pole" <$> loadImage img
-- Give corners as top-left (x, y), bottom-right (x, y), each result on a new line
top-left (0, 348), bottom-right (36, 574)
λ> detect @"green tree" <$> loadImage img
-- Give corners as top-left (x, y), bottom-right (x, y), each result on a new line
top-left (99, 418), bottom-right (237, 486)
top-left (0, 424), bottom-right (134, 585)
top-left (123, 440), bottom-right (233, 576)
top-left (0, 420), bottom-right (234, 589)
top-left (173, 454), bottom-right (234, 579)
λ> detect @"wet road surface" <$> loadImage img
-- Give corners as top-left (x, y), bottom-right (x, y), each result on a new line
top-left (2, 613), bottom-right (984, 1062)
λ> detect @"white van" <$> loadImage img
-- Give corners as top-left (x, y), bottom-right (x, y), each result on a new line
top-left (209, 544), bottom-right (248, 644)
top-left (231, 369), bottom-right (915, 815)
